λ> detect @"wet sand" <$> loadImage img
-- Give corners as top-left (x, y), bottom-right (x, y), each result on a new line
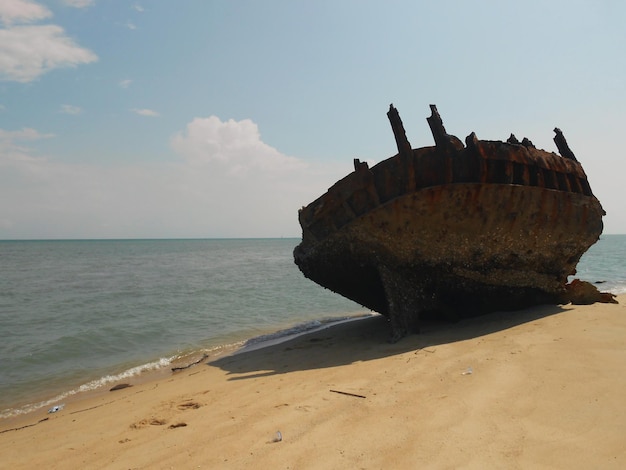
top-left (1, 296), bottom-right (625, 469)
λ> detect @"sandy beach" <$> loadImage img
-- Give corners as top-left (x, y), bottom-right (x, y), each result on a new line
top-left (1, 296), bottom-right (625, 469)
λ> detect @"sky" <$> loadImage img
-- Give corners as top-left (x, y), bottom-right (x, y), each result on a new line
top-left (0, 0), bottom-right (624, 239)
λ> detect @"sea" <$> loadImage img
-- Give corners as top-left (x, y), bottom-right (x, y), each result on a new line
top-left (1, 236), bottom-right (625, 419)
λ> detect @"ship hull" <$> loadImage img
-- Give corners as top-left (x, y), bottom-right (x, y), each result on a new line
top-left (294, 105), bottom-right (605, 341)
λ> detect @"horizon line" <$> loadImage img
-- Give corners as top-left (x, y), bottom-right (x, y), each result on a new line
top-left (0, 236), bottom-right (303, 242)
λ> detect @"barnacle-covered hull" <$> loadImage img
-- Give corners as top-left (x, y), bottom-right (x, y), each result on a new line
top-left (294, 105), bottom-right (606, 341)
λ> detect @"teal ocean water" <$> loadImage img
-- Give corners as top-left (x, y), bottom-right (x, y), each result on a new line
top-left (1, 236), bottom-right (625, 418)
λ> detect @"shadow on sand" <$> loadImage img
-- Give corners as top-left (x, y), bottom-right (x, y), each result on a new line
top-left (209, 303), bottom-right (570, 380)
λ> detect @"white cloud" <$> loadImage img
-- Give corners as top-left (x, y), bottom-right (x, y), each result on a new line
top-left (0, 0), bottom-right (97, 82)
top-left (0, 24), bottom-right (98, 82)
top-left (133, 5), bottom-right (145, 13)
top-left (171, 116), bottom-right (306, 175)
top-left (62, 0), bottom-right (95, 7)
top-left (60, 104), bottom-right (81, 115)
top-left (132, 108), bottom-right (160, 117)
top-left (0, 127), bottom-right (54, 167)
top-left (124, 21), bottom-right (136, 30)
top-left (119, 79), bottom-right (132, 89)
top-left (0, 0), bottom-right (51, 26)
top-left (0, 119), bottom-right (352, 239)
top-left (0, 127), bottom-right (54, 145)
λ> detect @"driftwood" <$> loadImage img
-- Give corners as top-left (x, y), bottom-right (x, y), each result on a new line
top-left (110, 383), bottom-right (132, 391)
top-left (171, 354), bottom-right (209, 372)
top-left (330, 389), bottom-right (367, 399)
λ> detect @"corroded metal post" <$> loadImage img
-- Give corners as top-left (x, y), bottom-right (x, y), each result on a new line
top-left (553, 128), bottom-right (577, 161)
top-left (387, 104), bottom-right (412, 157)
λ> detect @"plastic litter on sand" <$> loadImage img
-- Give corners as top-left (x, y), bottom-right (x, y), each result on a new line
top-left (48, 404), bottom-right (65, 413)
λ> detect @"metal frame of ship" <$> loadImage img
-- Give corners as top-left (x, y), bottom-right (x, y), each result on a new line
top-left (294, 104), bottom-right (609, 342)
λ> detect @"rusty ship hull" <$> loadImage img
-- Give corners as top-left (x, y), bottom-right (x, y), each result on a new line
top-left (294, 105), bottom-right (605, 341)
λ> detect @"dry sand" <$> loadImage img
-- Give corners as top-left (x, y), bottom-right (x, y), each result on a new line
top-left (1, 296), bottom-right (625, 469)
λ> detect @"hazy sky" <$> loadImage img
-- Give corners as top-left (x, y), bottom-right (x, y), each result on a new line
top-left (1, 0), bottom-right (624, 239)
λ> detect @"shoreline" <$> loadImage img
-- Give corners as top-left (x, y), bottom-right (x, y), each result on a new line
top-left (0, 314), bottom-right (379, 433)
top-left (2, 296), bottom-right (625, 468)
top-left (0, 312), bottom-right (373, 420)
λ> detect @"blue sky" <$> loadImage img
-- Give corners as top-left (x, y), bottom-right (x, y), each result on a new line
top-left (0, 0), bottom-right (624, 239)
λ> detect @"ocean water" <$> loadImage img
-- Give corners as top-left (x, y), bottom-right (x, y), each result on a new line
top-left (1, 236), bottom-right (625, 418)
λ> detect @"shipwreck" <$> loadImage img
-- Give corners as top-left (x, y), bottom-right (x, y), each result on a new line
top-left (294, 104), bottom-right (613, 342)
